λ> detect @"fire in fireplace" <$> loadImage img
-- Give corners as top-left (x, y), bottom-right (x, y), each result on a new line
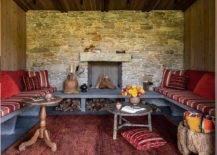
top-left (88, 62), bottom-right (122, 88)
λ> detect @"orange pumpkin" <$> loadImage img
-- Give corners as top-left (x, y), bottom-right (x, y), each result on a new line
top-left (202, 118), bottom-right (215, 133)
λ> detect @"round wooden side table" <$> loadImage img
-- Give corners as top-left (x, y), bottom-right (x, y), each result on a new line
top-left (19, 97), bottom-right (62, 152)
top-left (107, 104), bottom-right (153, 140)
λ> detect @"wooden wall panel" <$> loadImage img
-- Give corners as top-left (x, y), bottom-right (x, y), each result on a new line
top-left (1, 0), bottom-right (26, 71)
top-left (0, 0), bottom-right (2, 67)
top-left (184, 0), bottom-right (215, 72)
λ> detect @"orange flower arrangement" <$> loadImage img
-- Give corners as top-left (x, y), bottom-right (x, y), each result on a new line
top-left (121, 85), bottom-right (145, 97)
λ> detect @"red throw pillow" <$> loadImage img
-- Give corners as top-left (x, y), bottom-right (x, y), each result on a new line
top-left (23, 76), bottom-right (41, 91)
top-left (161, 69), bottom-right (184, 87)
top-left (193, 73), bottom-right (215, 100)
top-left (167, 74), bottom-right (188, 90)
top-left (26, 70), bottom-right (50, 88)
top-left (0, 73), bottom-right (20, 99)
top-left (1, 70), bottom-right (25, 91)
top-left (184, 70), bottom-right (207, 91)
top-left (36, 70), bottom-right (50, 88)
top-left (122, 129), bottom-right (167, 151)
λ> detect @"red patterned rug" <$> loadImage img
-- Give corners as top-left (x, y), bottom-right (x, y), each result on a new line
top-left (3, 115), bottom-right (180, 155)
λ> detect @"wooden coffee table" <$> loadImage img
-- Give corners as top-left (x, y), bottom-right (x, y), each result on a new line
top-left (107, 104), bottom-right (153, 140)
top-left (19, 97), bottom-right (62, 152)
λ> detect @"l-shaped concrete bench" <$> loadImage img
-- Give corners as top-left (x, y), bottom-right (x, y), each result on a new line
top-left (1, 106), bottom-right (40, 152)
top-left (2, 88), bottom-right (214, 152)
top-left (54, 89), bottom-right (207, 115)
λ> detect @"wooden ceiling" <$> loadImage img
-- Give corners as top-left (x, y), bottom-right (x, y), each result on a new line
top-left (14, 0), bottom-right (197, 12)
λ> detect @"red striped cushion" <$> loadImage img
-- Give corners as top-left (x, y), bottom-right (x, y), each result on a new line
top-left (153, 87), bottom-right (215, 116)
top-left (161, 69), bottom-right (184, 87)
top-left (122, 129), bottom-right (167, 151)
top-left (36, 70), bottom-right (49, 88)
top-left (153, 87), bottom-right (182, 96)
top-left (26, 71), bottom-right (36, 77)
top-left (18, 87), bottom-right (56, 97)
top-left (1, 102), bottom-right (23, 117)
top-left (23, 76), bottom-right (41, 91)
top-left (25, 70), bottom-right (50, 89)
top-left (167, 74), bottom-right (187, 90)
top-left (1, 106), bottom-right (11, 117)
top-left (1, 86), bottom-right (56, 117)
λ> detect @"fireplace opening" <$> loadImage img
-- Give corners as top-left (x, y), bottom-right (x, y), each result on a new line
top-left (88, 62), bottom-right (122, 89)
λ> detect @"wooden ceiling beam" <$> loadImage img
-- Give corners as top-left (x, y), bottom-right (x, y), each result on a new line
top-left (52, 0), bottom-right (67, 12)
top-left (182, 0), bottom-right (196, 11)
top-left (101, 0), bottom-right (109, 12)
top-left (151, 0), bottom-right (161, 10)
top-left (165, 0), bottom-right (176, 10)
top-left (126, 0), bottom-right (132, 9)
top-left (60, 0), bottom-right (71, 11)
top-left (14, 0), bottom-right (197, 12)
top-left (13, 0), bottom-right (28, 12)
top-left (142, 0), bottom-right (160, 12)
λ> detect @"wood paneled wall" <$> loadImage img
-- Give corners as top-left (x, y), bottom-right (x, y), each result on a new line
top-left (184, 0), bottom-right (215, 72)
top-left (1, 0), bottom-right (26, 71)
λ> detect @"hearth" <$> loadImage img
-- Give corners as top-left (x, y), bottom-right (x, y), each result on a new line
top-left (88, 62), bottom-right (122, 88)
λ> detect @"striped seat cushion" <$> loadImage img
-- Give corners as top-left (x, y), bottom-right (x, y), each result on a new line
top-left (1, 101), bottom-right (23, 117)
top-left (153, 87), bottom-right (182, 96)
top-left (18, 87), bottom-right (56, 97)
top-left (1, 87), bottom-right (56, 117)
top-left (153, 87), bottom-right (215, 116)
top-left (122, 128), bottom-right (167, 151)
top-left (185, 101), bottom-right (215, 116)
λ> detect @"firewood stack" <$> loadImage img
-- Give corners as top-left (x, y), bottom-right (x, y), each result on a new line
top-left (87, 99), bottom-right (110, 112)
top-left (55, 99), bottom-right (80, 111)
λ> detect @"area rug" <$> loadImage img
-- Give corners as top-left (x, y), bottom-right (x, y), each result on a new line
top-left (3, 115), bottom-right (180, 155)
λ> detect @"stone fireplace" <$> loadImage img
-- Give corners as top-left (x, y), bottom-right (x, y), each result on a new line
top-left (80, 52), bottom-right (131, 89)
top-left (88, 62), bottom-right (122, 88)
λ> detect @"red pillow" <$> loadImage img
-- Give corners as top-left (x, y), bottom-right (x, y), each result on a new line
top-left (23, 76), bottom-right (41, 91)
top-left (36, 70), bottom-right (50, 88)
top-left (167, 74), bottom-right (188, 90)
top-left (1, 70), bottom-right (25, 91)
top-left (26, 70), bottom-right (50, 88)
top-left (184, 70), bottom-right (209, 91)
top-left (0, 73), bottom-right (20, 99)
top-left (161, 69), bottom-right (184, 87)
top-left (193, 73), bottom-right (215, 100)
top-left (122, 129), bottom-right (167, 151)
